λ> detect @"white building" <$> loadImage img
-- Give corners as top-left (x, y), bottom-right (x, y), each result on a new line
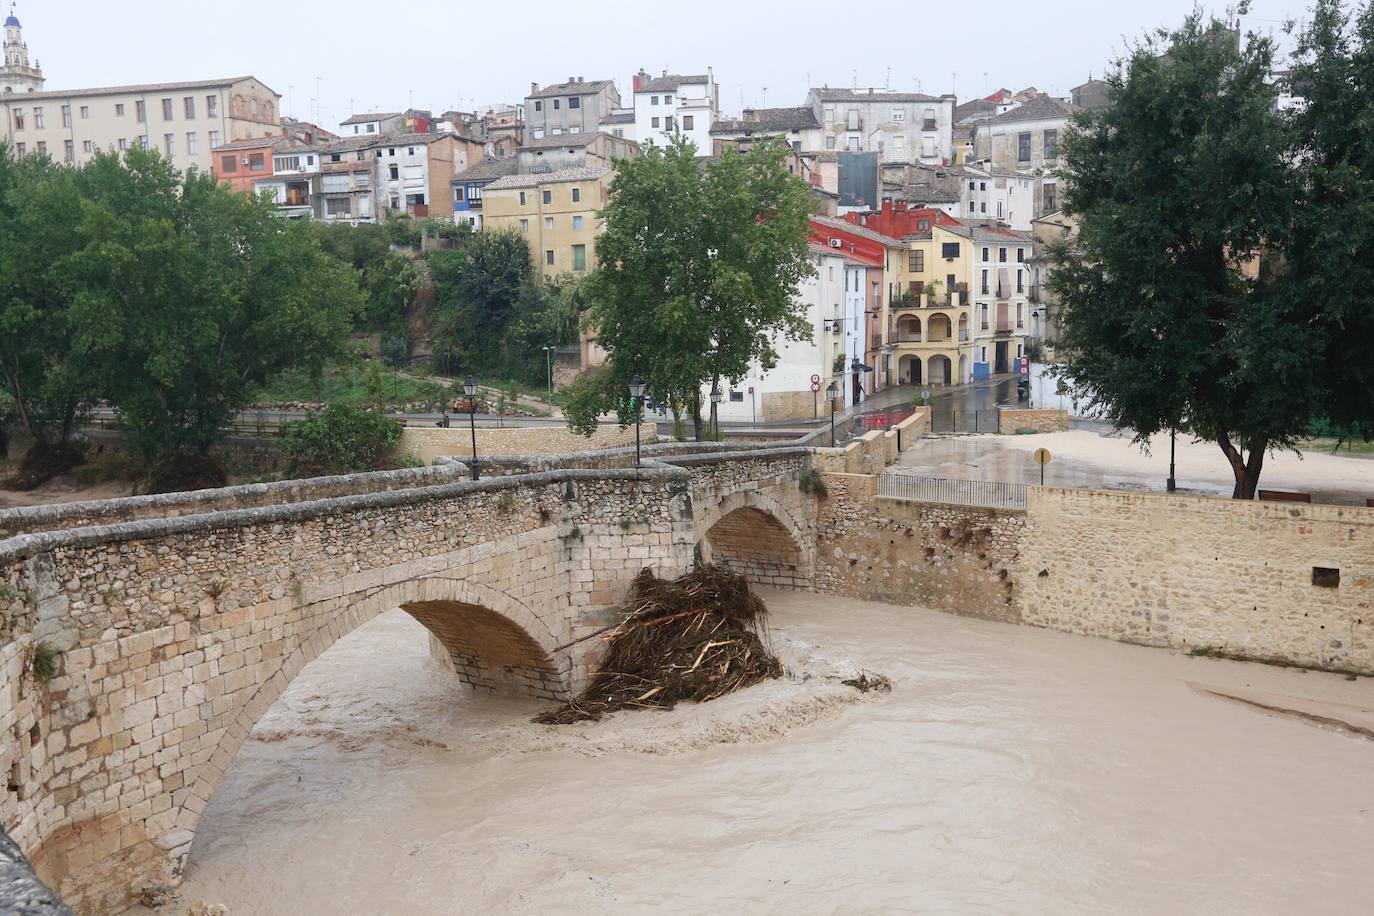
top-left (805, 88), bottom-right (956, 164)
top-left (632, 70), bottom-right (718, 155)
top-left (708, 245), bottom-right (860, 423)
top-left (252, 140), bottom-right (320, 220)
top-left (1, 5), bottom-right (42, 94)
top-left (959, 165), bottom-right (1035, 230)
top-left (968, 225), bottom-right (1035, 378)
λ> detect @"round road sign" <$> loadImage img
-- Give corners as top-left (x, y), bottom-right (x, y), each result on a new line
top-left (1034, 448), bottom-right (1052, 466)
top-left (920, 389), bottom-right (932, 402)
top-left (810, 380), bottom-right (822, 393)
top-left (810, 373), bottom-right (821, 385)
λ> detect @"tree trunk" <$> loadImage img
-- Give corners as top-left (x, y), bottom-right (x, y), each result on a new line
top-left (691, 398), bottom-right (703, 442)
top-left (1216, 426), bottom-right (1267, 499)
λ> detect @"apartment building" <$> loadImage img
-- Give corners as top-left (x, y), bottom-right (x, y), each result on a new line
top-left (631, 70), bottom-right (718, 154)
top-left (970, 94), bottom-right (1072, 216)
top-left (481, 165), bottom-right (610, 278)
top-left (375, 133), bottom-right (470, 219)
top-left (959, 165), bottom-right (1035, 230)
top-left (888, 222), bottom-right (974, 386)
top-left (968, 225), bottom-right (1035, 377)
top-left (450, 157), bottom-right (517, 229)
top-left (1, 75), bottom-right (281, 173)
top-left (525, 77), bottom-right (620, 139)
top-left (515, 130), bottom-right (636, 173)
top-left (805, 88), bottom-right (956, 165)
top-left (316, 135), bottom-right (380, 223)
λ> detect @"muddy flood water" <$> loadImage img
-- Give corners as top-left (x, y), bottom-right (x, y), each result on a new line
top-left (159, 593), bottom-right (1374, 915)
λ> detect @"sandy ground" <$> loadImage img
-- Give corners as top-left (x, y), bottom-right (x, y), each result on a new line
top-left (895, 429), bottom-right (1374, 504)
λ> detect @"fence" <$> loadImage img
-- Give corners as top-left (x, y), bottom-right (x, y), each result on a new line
top-left (928, 409), bottom-right (1000, 434)
top-left (878, 473), bottom-right (1028, 509)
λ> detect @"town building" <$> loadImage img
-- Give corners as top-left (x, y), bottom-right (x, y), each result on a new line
top-left (1027, 209), bottom-right (1078, 354)
top-left (481, 165), bottom-right (610, 279)
top-left (805, 88), bottom-right (956, 165)
top-left (631, 70), bottom-right (718, 154)
top-left (1, 5), bottom-right (42, 94)
top-left (339, 111), bottom-right (400, 137)
top-left (959, 165), bottom-right (1035, 230)
top-left (887, 221), bottom-right (974, 386)
top-left (316, 135), bottom-right (381, 224)
top-left (515, 130), bottom-right (636, 173)
top-left (2, 75), bottom-right (281, 173)
top-left (450, 157), bottom-right (517, 229)
top-left (967, 224), bottom-right (1035, 377)
top-left (252, 139), bottom-right (321, 220)
top-left (970, 94), bottom-right (1073, 217)
top-left (598, 110), bottom-right (635, 141)
top-left (808, 215), bottom-right (896, 399)
top-left (375, 133), bottom-right (470, 219)
top-left (525, 77), bottom-right (620, 139)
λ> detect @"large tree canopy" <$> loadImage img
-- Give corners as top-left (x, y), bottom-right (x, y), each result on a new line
top-left (575, 135), bottom-right (815, 438)
top-left (1048, 6), bottom-right (1374, 498)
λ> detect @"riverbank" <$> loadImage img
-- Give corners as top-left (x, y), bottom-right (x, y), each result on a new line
top-left (150, 592), bottom-right (1373, 915)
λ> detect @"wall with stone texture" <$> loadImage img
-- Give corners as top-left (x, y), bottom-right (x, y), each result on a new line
top-left (1019, 487), bottom-right (1374, 672)
top-left (997, 407), bottom-right (1067, 433)
top-left (397, 423), bottom-right (657, 465)
top-left (815, 474), bottom-right (1025, 621)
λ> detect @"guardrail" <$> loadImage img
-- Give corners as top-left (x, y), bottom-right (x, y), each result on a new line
top-left (878, 473), bottom-right (1028, 509)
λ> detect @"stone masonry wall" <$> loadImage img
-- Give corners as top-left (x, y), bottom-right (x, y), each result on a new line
top-left (997, 407), bottom-right (1067, 434)
top-left (815, 474), bottom-right (1026, 621)
top-left (397, 423), bottom-right (657, 465)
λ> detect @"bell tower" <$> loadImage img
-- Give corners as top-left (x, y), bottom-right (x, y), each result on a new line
top-left (1, 3), bottom-right (44, 94)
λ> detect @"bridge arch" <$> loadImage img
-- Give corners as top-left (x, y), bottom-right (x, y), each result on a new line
top-left (694, 489), bottom-right (814, 589)
top-left (169, 576), bottom-right (561, 880)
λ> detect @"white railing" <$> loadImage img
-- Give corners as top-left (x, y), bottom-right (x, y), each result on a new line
top-left (878, 474), bottom-right (1028, 509)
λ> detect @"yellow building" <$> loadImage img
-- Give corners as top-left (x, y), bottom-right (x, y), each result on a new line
top-left (888, 223), bottom-right (975, 385)
top-left (481, 165), bottom-right (610, 279)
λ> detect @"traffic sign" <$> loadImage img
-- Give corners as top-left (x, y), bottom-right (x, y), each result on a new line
top-left (920, 388), bottom-right (931, 403)
top-left (810, 380), bottom-right (822, 393)
top-left (810, 374), bottom-right (821, 385)
top-left (1034, 448), bottom-right (1052, 465)
top-left (1019, 355), bottom-right (1030, 376)
top-left (748, 386), bottom-right (755, 395)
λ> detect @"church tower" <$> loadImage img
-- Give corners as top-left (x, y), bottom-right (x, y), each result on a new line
top-left (1, 3), bottom-right (44, 94)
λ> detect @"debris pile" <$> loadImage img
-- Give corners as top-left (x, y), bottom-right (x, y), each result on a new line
top-left (535, 566), bottom-right (783, 724)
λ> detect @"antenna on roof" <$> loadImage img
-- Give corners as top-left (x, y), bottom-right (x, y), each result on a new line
top-left (852, 69), bottom-right (857, 89)
top-left (885, 67), bottom-right (891, 90)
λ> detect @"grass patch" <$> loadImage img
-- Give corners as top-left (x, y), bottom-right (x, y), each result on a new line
top-left (1303, 437), bottom-right (1374, 456)
top-left (253, 362), bottom-right (453, 409)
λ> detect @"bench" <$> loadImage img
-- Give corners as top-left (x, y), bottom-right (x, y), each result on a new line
top-left (1258, 489), bottom-right (1312, 503)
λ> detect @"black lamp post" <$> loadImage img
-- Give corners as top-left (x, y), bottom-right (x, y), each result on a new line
top-left (1167, 427), bottom-right (1177, 493)
top-left (826, 380), bottom-right (839, 446)
top-left (629, 375), bottom-right (647, 467)
top-left (464, 375), bottom-right (479, 481)
top-left (709, 385), bottom-right (723, 440)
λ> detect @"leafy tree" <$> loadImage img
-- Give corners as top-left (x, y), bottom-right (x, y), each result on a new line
top-left (384, 214), bottom-right (422, 250)
top-left (282, 403), bottom-right (402, 475)
top-left (67, 147), bottom-right (360, 483)
top-left (1283, 0), bottom-right (1374, 448)
top-left (1050, 8), bottom-right (1296, 498)
top-left (308, 221), bottom-right (420, 331)
top-left (583, 135), bottom-right (814, 439)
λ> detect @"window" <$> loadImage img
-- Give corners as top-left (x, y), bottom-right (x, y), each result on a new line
top-left (366, 123), bottom-right (376, 133)
top-left (35, 141), bottom-right (46, 155)
top-left (651, 116), bottom-right (660, 128)
top-left (729, 390), bottom-right (744, 403)
top-left (545, 249), bottom-right (555, 265)
top-left (544, 216), bottom-right (554, 230)
top-left (163, 134), bottom-right (176, 156)
top-left (1016, 303), bottom-right (1024, 327)
top-left (1017, 132), bottom-right (1031, 162)
top-left (162, 98), bottom-right (174, 120)
top-left (390, 195), bottom-right (400, 209)
top-left (117, 138), bottom-right (127, 152)
top-left (981, 202), bottom-right (987, 213)
top-left (248, 152), bottom-right (265, 171)
top-left (1043, 183), bottom-right (1057, 212)
top-left (573, 244), bottom-right (587, 271)
top-left (135, 100), bottom-right (145, 123)
top-left (552, 99), bottom-right (560, 110)
top-left (1043, 129), bottom-right (1058, 159)
top-left (82, 140), bottom-right (93, 153)
top-left (923, 108), bottom-right (937, 131)
top-left (356, 151), bottom-right (365, 161)
top-left (683, 114), bottom-right (694, 130)
top-left (274, 155), bottom-right (299, 171)
top-left (519, 218), bottom-right (529, 232)
top-left (322, 174), bottom-right (348, 193)
top-left (115, 103), bottom-right (125, 117)
top-left (138, 136), bottom-right (147, 149)
top-left (941, 242), bottom-right (960, 259)
top-left (519, 191), bottom-right (526, 205)
top-left (847, 136), bottom-right (860, 151)
top-left (32, 106), bottom-right (43, 128)
top-left (981, 246), bottom-right (990, 261)
top-left (61, 105), bottom-right (71, 127)
top-left (981, 269), bottom-right (989, 294)
top-left (980, 182), bottom-right (986, 191)
top-left (326, 197), bottom-right (352, 216)
top-left (80, 105), bottom-right (89, 119)
top-left (846, 108), bottom-right (860, 130)
top-left (542, 189), bottom-right (552, 204)
top-left (206, 95), bottom-right (218, 118)
top-left (571, 214), bottom-right (583, 229)
top-left (825, 135), bottom-right (836, 150)
top-left (11, 109), bottom-right (22, 129)
top-left (1017, 270), bottom-right (1024, 294)
top-left (568, 97), bottom-right (580, 109)
top-left (908, 250), bottom-right (924, 272)
top-left (665, 95), bottom-right (672, 104)
top-left (664, 117), bottom-right (675, 131)
top-left (184, 96), bottom-right (196, 119)
top-left (998, 247), bottom-right (1007, 263)
top-left (14, 142), bottom-right (23, 156)
top-left (891, 107), bottom-right (905, 120)
top-left (571, 187), bottom-right (580, 203)
top-left (996, 201), bottom-right (1003, 219)
top-left (388, 164), bottom-right (399, 180)
top-left (208, 130), bottom-right (220, 148)
top-left (407, 147), bottom-right (415, 156)
top-left (981, 305), bottom-right (989, 330)
top-left (1016, 248), bottom-right (1025, 263)
top-left (823, 105), bottom-right (835, 124)
top-left (63, 140), bottom-right (74, 162)
top-left (388, 148), bottom-right (395, 156)
top-left (534, 100), bottom-right (542, 112)
top-left (405, 193), bottom-right (426, 207)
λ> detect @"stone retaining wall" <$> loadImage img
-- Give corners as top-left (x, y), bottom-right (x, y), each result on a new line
top-left (397, 423), bottom-right (657, 465)
top-left (997, 407), bottom-right (1068, 433)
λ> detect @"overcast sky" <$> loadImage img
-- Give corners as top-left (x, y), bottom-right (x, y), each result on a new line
top-left (12, 0), bottom-right (1320, 128)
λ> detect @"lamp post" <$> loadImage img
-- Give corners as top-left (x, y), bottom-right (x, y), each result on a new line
top-left (709, 385), bottom-right (723, 441)
top-left (628, 376), bottom-right (647, 467)
top-left (541, 346), bottom-right (554, 417)
top-left (1167, 427), bottom-right (1177, 493)
top-left (463, 375), bottom-right (479, 481)
top-left (826, 381), bottom-right (839, 446)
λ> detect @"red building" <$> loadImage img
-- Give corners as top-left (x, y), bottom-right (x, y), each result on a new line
top-left (843, 199), bottom-right (962, 239)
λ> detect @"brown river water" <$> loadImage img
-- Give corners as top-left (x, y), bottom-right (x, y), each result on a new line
top-left (151, 592), bottom-right (1374, 915)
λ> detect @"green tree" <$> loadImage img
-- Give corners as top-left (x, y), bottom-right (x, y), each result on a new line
top-left (68, 147), bottom-right (360, 486)
top-left (1050, 9), bottom-right (1295, 498)
top-left (583, 135), bottom-right (814, 439)
top-left (1283, 0), bottom-right (1374, 448)
top-left (308, 221), bottom-right (420, 331)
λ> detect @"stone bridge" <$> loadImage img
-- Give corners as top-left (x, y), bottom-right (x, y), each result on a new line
top-left (0, 445), bottom-right (816, 912)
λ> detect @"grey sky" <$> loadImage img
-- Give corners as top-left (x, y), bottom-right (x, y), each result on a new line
top-left (14, 0), bottom-right (1317, 128)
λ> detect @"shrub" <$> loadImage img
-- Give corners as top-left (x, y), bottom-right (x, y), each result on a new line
top-left (282, 404), bottom-right (403, 475)
top-left (380, 334), bottom-right (410, 369)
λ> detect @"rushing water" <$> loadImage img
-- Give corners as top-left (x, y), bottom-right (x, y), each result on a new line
top-left (156, 593), bottom-right (1374, 915)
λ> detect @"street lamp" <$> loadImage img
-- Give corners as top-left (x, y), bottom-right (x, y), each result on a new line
top-left (825, 380), bottom-right (839, 446)
top-left (463, 375), bottom-right (480, 481)
top-left (628, 375), bottom-right (647, 467)
top-left (541, 346), bottom-right (555, 417)
top-left (1167, 427), bottom-right (1177, 493)
top-left (709, 385), bottom-right (723, 440)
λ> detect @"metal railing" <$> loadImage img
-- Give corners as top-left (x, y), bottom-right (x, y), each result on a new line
top-left (878, 473), bottom-right (1028, 509)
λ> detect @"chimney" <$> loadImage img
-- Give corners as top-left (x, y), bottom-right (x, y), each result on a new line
top-left (531, 82), bottom-right (539, 95)
top-left (742, 108), bottom-right (757, 123)
top-left (569, 76), bottom-right (576, 85)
